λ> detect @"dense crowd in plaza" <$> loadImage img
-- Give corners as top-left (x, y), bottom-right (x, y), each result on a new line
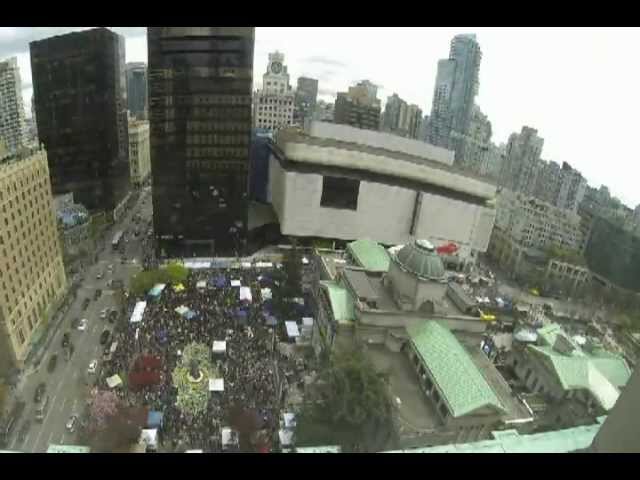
top-left (99, 263), bottom-right (310, 452)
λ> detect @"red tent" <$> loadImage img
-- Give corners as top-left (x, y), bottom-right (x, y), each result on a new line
top-left (436, 242), bottom-right (459, 255)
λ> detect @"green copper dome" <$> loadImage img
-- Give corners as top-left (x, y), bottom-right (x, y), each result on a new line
top-left (393, 240), bottom-right (446, 280)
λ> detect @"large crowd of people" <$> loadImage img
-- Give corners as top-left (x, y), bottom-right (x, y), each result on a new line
top-left (99, 263), bottom-right (308, 452)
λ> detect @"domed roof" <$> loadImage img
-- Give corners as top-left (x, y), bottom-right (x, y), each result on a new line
top-left (393, 239), bottom-right (446, 280)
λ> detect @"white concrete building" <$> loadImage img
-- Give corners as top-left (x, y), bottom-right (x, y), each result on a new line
top-left (128, 120), bottom-right (151, 187)
top-left (267, 122), bottom-right (497, 261)
top-left (253, 51), bottom-right (294, 132)
top-left (0, 57), bottom-right (27, 154)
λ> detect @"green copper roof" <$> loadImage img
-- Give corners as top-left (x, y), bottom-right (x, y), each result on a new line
top-left (320, 281), bottom-right (355, 324)
top-left (394, 240), bottom-right (445, 280)
top-left (528, 323), bottom-right (631, 410)
top-left (385, 420), bottom-right (603, 453)
top-left (407, 321), bottom-right (504, 418)
top-left (346, 238), bottom-right (390, 272)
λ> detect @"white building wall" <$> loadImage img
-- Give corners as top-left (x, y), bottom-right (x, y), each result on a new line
top-left (269, 155), bottom-right (496, 259)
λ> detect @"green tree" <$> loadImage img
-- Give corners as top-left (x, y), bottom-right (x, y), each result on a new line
top-left (294, 347), bottom-right (396, 453)
top-left (164, 262), bottom-right (189, 284)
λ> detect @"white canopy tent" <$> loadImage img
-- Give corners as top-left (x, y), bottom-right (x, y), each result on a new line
top-left (230, 279), bottom-right (242, 287)
top-left (239, 286), bottom-right (252, 303)
top-left (196, 280), bottom-right (207, 289)
top-left (183, 260), bottom-right (211, 269)
top-left (139, 429), bottom-right (158, 448)
top-left (283, 413), bottom-right (297, 429)
top-left (285, 321), bottom-right (300, 338)
top-left (212, 341), bottom-right (227, 354)
top-left (185, 449), bottom-right (203, 453)
top-left (261, 288), bottom-right (273, 300)
top-left (208, 378), bottom-right (224, 392)
top-left (279, 429), bottom-right (294, 447)
top-left (241, 262), bottom-right (252, 269)
top-left (129, 301), bottom-right (147, 324)
top-left (221, 427), bottom-right (239, 448)
top-left (175, 305), bottom-right (189, 316)
top-left (106, 374), bottom-right (123, 389)
top-left (256, 262), bottom-right (273, 268)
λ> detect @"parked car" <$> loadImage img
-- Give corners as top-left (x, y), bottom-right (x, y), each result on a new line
top-left (34, 383), bottom-right (46, 403)
top-left (108, 310), bottom-right (118, 323)
top-left (94, 289), bottom-right (102, 300)
top-left (47, 354), bottom-right (58, 373)
top-left (82, 299), bottom-right (90, 311)
top-left (62, 332), bottom-right (70, 348)
top-left (66, 415), bottom-right (78, 433)
top-left (96, 271), bottom-right (103, 279)
top-left (77, 319), bottom-right (88, 331)
top-left (100, 309), bottom-right (108, 320)
top-left (87, 360), bottom-right (98, 375)
top-left (100, 330), bottom-right (111, 346)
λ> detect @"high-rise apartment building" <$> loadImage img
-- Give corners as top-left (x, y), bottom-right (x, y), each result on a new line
top-left (148, 27), bottom-right (255, 257)
top-left (294, 76), bottom-right (318, 126)
top-left (0, 57), bottom-right (27, 154)
top-left (499, 126), bottom-right (544, 196)
top-left (531, 160), bottom-right (586, 213)
top-left (427, 34), bottom-right (482, 165)
top-left (126, 62), bottom-right (148, 120)
top-left (455, 105), bottom-right (492, 176)
top-left (0, 147), bottom-right (67, 376)
top-left (334, 80), bottom-right (381, 131)
top-left (128, 119), bottom-right (151, 188)
top-left (381, 93), bottom-right (408, 134)
top-left (253, 52), bottom-right (294, 131)
top-left (30, 28), bottom-right (130, 219)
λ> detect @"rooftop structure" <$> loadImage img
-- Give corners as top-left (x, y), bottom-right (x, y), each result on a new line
top-left (345, 238), bottom-right (390, 273)
top-left (407, 321), bottom-right (504, 418)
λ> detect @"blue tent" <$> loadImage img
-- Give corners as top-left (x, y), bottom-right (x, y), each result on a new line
top-left (210, 275), bottom-right (227, 288)
top-left (147, 411), bottom-right (164, 429)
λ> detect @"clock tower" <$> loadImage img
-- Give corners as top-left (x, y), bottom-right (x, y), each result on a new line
top-left (254, 51), bottom-right (295, 131)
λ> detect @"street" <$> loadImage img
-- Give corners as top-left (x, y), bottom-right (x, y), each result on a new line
top-left (6, 187), bottom-right (153, 452)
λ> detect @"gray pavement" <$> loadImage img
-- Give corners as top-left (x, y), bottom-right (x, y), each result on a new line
top-left (7, 187), bottom-right (153, 452)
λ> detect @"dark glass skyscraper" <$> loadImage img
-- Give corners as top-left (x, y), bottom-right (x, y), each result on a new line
top-left (126, 62), bottom-right (148, 119)
top-left (148, 27), bottom-right (255, 257)
top-left (30, 28), bottom-right (130, 217)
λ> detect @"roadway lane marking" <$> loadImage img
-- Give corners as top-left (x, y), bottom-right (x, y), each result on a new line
top-left (45, 430), bottom-right (54, 451)
top-left (32, 393), bottom-right (57, 451)
top-left (59, 397), bottom-right (67, 412)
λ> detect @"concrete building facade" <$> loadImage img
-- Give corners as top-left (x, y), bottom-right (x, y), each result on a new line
top-left (455, 105), bottom-right (492, 176)
top-left (253, 52), bottom-right (294, 132)
top-left (0, 147), bottom-right (68, 377)
top-left (294, 77), bottom-right (318, 126)
top-left (0, 57), bottom-right (27, 155)
top-left (148, 27), bottom-right (255, 258)
top-left (499, 127), bottom-right (544, 197)
top-left (53, 193), bottom-right (93, 264)
top-left (30, 28), bottom-right (131, 219)
top-left (128, 120), bottom-right (151, 188)
top-left (126, 62), bottom-right (148, 120)
top-left (268, 122), bottom-right (496, 262)
top-left (334, 80), bottom-right (381, 131)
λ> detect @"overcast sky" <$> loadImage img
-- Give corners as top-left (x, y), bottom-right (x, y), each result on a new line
top-left (2, 27), bottom-right (639, 207)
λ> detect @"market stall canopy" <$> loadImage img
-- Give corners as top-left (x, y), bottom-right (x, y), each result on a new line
top-left (173, 283), bottom-right (186, 293)
top-left (208, 378), bottom-right (224, 392)
top-left (302, 317), bottom-right (313, 328)
top-left (256, 262), bottom-right (273, 268)
top-left (139, 429), bottom-right (158, 448)
top-left (106, 374), bottom-right (123, 389)
top-left (302, 257), bottom-right (310, 265)
top-left (279, 429), bottom-right (294, 446)
top-left (283, 413), bottom-right (297, 429)
top-left (221, 427), bottom-right (239, 447)
top-left (212, 341), bottom-right (227, 354)
top-left (147, 411), bottom-right (164, 429)
top-left (261, 288), bottom-right (273, 301)
top-left (183, 260), bottom-right (211, 269)
top-left (196, 280), bottom-right (207, 289)
top-left (239, 286), bottom-right (252, 303)
top-left (130, 301), bottom-right (147, 324)
top-left (175, 306), bottom-right (189, 316)
top-left (230, 279), bottom-right (242, 287)
top-left (285, 321), bottom-right (300, 338)
top-left (241, 262), bottom-right (252, 269)
top-left (185, 449), bottom-right (203, 453)
top-left (210, 275), bottom-right (227, 288)
top-left (148, 284), bottom-right (167, 298)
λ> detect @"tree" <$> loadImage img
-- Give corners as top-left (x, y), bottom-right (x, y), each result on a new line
top-left (88, 390), bottom-right (120, 432)
top-left (294, 347), bottom-right (396, 453)
top-left (86, 406), bottom-right (146, 453)
top-left (164, 262), bottom-right (189, 284)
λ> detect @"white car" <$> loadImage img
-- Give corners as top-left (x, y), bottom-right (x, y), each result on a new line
top-left (100, 309), bottom-right (107, 319)
top-left (96, 272), bottom-right (103, 279)
top-left (77, 318), bottom-right (88, 331)
top-left (87, 360), bottom-right (98, 375)
top-left (107, 264), bottom-right (114, 271)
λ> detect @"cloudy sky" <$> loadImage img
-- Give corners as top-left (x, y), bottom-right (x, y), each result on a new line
top-left (2, 27), bottom-right (639, 206)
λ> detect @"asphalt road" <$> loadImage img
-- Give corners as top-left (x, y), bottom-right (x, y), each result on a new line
top-left (7, 187), bottom-right (153, 452)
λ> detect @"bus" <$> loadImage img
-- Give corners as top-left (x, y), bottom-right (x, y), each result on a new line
top-left (112, 230), bottom-right (124, 250)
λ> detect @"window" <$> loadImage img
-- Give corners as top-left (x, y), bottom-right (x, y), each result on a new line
top-left (320, 176), bottom-right (360, 210)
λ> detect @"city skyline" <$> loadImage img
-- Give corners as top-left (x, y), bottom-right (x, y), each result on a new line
top-left (1, 27), bottom-right (639, 206)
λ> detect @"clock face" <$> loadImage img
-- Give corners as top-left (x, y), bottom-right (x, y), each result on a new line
top-left (271, 62), bottom-right (283, 74)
